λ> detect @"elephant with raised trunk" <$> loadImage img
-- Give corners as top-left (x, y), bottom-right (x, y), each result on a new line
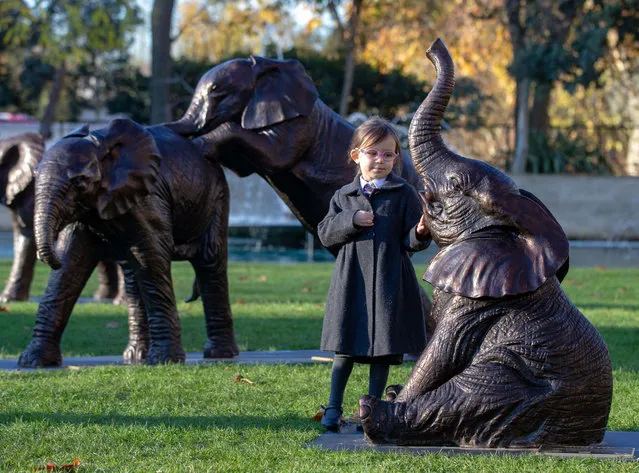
top-left (359, 39), bottom-right (612, 448)
top-left (0, 132), bottom-right (121, 303)
top-left (19, 119), bottom-right (237, 367)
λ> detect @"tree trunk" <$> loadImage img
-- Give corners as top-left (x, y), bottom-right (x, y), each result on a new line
top-left (329, 0), bottom-right (364, 117)
top-left (626, 93), bottom-right (639, 176)
top-left (529, 81), bottom-right (552, 135)
top-left (39, 62), bottom-right (66, 140)
top-left (150, 0), bottom-right (175, 124)
top-left (511, 78), bottom-right (530, 174)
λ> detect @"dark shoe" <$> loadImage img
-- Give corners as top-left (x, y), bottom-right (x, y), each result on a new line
top-left (321, 405), bottom-right (342, 432)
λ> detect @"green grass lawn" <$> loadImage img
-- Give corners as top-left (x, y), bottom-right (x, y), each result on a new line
top-left (0, 260), bottom-right (638, 472)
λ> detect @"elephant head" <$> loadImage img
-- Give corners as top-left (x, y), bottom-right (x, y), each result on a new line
top-left (34, 119), bottom-right (160, 269)
top-left (0, 132), bottom-right (44, 206)
top-left (165, 56), bottom-right (318, 136)
top-left (411, 39), bottom-right (569, 298)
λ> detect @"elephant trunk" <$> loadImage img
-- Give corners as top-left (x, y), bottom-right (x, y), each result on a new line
top-left (34, 174), bottom-right (70, 270)
top-left (408, 38), bottom-right (458, 176)
top-left (164, 96), bottom-right (206, 137)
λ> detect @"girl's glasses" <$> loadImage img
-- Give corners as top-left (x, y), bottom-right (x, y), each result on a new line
top-left (357, 147), bottom-right (398, 162)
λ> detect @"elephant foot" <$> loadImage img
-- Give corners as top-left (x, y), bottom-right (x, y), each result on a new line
top-left (385, 384), bottom-right (404, 402)
top-left (18, 339), bottom-right (63, 368)
top-left (92, 286), bottom-right (119, 302)
top-left (122, 340), bottom-right (148, 365)
top-left (203, 336), bottom-right (239, 359)
top-left (145, 340), bottom-right (186, 365)
top-left (112, 291), bottom-right (128, 306)
top-left (0, 288), bottom-right (29, 303)
top-left (359, 395), bottom-right (397, 444)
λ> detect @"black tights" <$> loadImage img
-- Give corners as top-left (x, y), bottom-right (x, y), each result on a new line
top-left (326, 354), bottom-right (390, 409)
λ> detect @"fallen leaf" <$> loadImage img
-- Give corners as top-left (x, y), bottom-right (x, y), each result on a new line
top-left (594, 265), bottom-right (609, 270)
top-left (66, 366), bottom-right (81, 371)
top-left (232, 374), bottom-right (254, 384)
top-left (239, 275), bottom-right (248, 281)
top-left (33, 457), bottom-right (80, 471)
top-left (301, 287), bottom-right (311, 292)
top-left (589, 292), bottom-right (603, 298)
top-left (311, 356), bottom-right (333, 363)
top-left (0, 305), bottom-right (10, 312)
top-left (258, 275), bottom-right (267, 281)
top-left (105, 322), bottom-right (120, 329)
top-left (345, 410), bottom-right (360, 424)
top-left (563, 280), bottom-right (582, 286)
top-left (224, 366), bottom-right (232, 371)
top-left (297, 306), bottom-right (303, 311)
top-left (312, 407), bottom-right (346, 424)
top-left (235, 299), bottom-right (245, 305)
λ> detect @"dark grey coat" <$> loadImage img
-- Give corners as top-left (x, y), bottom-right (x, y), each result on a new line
top-left (318, 172), bottom-right (429, 358)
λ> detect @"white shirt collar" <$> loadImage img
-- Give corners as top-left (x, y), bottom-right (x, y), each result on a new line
top-left (360, 176), bottom-right (386, 190)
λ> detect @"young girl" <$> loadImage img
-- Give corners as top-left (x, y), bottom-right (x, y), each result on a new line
top-left (317, 117), bottom-right (431, 431)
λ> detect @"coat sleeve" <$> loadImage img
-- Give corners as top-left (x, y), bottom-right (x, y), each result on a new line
top-left (403, 187), bottom-right (431, 252)
top-left (318, 192), bottom-right (362, 252)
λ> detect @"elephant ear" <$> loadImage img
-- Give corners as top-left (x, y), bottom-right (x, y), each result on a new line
top-left (241, 56), bottom-right (319, 130)
top-left (0, 132), bottom-right (45, 205)
top-left (95, 118), bottom-right (161, 220)
top-left (425, 189), bottom-right (569, 298)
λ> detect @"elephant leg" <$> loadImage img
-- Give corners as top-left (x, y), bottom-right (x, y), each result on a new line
top-left (190, 183), bottom-right (237, 358)
top-left (120, 264), bottom-right (149, 364)
top-left (112, 265), bottom-right (128, 306)
top-left (18, 225), bottom-right (100, 367)
top-left (360, 362), bottom-right (552, 447)
top-left (0, 219), bottom-right (37, 302)
top-left (134, 242), bottom-right (185, 365)
top-left (92, 260), bottom-right (120, 301)
top-left (191, 259), bottom-right (238, 358)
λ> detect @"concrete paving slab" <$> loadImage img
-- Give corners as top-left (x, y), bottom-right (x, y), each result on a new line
top-left (307, 424), bottom-right (638, 461)
top-left (0, 352), bottom-right (422, 371)
top-left (0, 350), bottom-right (337, 371)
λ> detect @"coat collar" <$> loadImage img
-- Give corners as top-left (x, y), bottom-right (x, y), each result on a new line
top-left (344, 171), bottom-right (406, 196)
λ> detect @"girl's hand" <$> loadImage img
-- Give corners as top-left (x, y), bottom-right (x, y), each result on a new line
top-left (416, 214), bottom-right (431, 240)
top-left (353, 210), bottom-right (374, 227)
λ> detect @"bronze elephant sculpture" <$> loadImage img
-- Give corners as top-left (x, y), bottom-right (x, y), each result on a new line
top-left (0, 132), bottom-right (121, 303)
top-left (164, 55), bottom-right (425, 236)
top-left (19, 119), bottom-right (237, 367)
top-left (358, 39), bottom-right (613, 448)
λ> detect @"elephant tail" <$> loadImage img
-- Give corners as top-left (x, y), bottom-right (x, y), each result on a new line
top-left (185, 276), bottom-right (200, 303)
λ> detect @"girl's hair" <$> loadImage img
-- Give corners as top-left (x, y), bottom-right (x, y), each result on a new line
top-left (349, 116), bottom-right (402, 174)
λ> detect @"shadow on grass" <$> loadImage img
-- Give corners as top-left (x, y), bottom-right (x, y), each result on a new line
top-left (595, 326), bottom-right (639, 373)
top-left (0, 411), bottom-right (317, 431)
top-left (579, 303), bottom-right (639, 312)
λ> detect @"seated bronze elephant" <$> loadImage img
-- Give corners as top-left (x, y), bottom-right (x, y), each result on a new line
top-left (19, 119), bottom-right (237, 367)
top-left (359, 39), bottom-right (613, 448)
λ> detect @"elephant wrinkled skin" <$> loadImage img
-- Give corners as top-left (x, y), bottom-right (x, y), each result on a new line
top-left (358, 39), bottom-right (613, 448)
top-left (18, 119), bottom-right (237, 367)
top-left (0, 133), bottom-right (121, 303)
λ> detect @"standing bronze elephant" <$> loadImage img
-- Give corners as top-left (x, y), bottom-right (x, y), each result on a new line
top-left (18, 119), bottom-right (236, 367)
top-left (0, 133), bottom-right (121, 303)
top-left (359, 39), bottom-right (613, 447)
top-left (164, 55), bottom-right (425, 235)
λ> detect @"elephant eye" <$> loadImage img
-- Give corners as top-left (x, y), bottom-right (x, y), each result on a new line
top-left (429, 201), bottom-right (444, 216)
top-left (209, 83), bottom-right (217, 92)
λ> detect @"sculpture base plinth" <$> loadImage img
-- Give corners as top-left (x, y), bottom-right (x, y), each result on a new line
top-left (307, 424), bottom-right (637, 461)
